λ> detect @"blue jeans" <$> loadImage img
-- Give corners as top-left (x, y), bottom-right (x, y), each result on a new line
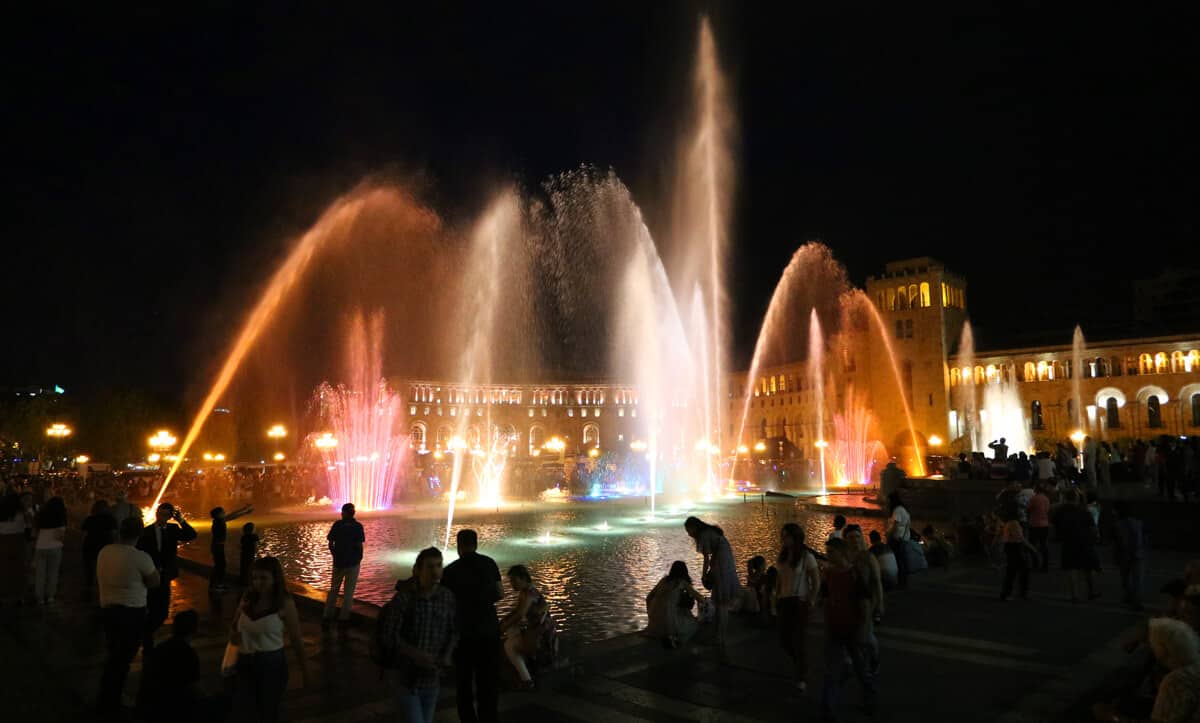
top-left (821, 631), bottom-right (876, 718)
top-left (397, 686), bottom-right (439, 723)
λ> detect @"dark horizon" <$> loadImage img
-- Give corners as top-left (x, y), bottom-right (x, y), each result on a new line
top-left (6, 5), bottom-right (1199, 413)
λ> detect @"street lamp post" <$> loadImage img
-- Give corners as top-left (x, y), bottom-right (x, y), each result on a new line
top-left (148, 430), bottom-right (177, 469)
top-left (45, 423), bottom-right (72, 471)
top-left (267, 424), bottom-right (287, 466)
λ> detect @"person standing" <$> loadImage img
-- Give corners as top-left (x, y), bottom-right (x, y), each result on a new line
top-left (441, 529), bottom-right (502, 723)
top-left (210, 507), bottom-right (229, 592)
top-left (820, 538), bottom-right (876, 719)
top-left (137, 502), bottom-right (198, 649)
top-left (886, 491), bottom-right (912, 589)
top-left (239, 522), bottom-right (259, 586)
top-left (775, 523), bottom-right (819, 693)
top-left (1054, 489), bottom-right (1101, 603)
top-left (109, 491), bottom-right (138, 528)
top-left (684, 516), bottom-right (740, 652)
top-left (32, 496), bottom-right (67, 605)
top-left (1027, 483), bottom-right (1052, 573)
top-left (230, 557), bottom-right (310, 723)
top-left (82, 500), bottom-right (118, 596)
top-left (1112, 501), bottom-right (1148, 611)
top-left (381, 547), bottom-right (457, 723)
top-left (323, 503), bottom-right (365, 627)
top-left (96, 517), bottom-right (160, 719)
top-left (844, 524), bottom-right (884, 674)
top-left (999, 514), bottom-right (1034, 601)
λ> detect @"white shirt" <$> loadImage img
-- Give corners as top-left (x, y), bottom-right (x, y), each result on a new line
top-left (777, 550), bottom-right (818, 600)
top-left (35, 526), bottom-right (65, 550)
top-left (97, 543), bottom-right (156, 608)
top-left (238, 610), bottom-right (285, 653)
top-left (889, 506), bottom-right (911, 541)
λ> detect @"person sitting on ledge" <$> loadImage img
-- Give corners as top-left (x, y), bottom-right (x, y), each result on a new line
top-left (645, 560), bottom-right (704, 648)
top-left (868, 531), bottom-right (899, 590)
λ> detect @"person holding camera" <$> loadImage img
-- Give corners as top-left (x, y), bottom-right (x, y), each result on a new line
top-left (137, 502), bottom-right (197, 650)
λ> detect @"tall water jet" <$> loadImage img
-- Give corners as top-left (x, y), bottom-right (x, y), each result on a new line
top-left (149, 188), bottom-right (439, 512)
top-left (444, 191), bottom-right (523, 547)
top-left (1071, 325), bottom-right (1086, 431)
top-left (807, 309), bottom-right (827, 493)
top-left (673, 17), bottom-right (734, 475)
top-left (957, 321), bottom-right (980, 450)
top-left (312, 311), bottom-right (407, 510)
top-left (732, 244), bottom-right (849, 465)
top-left (850, 290), bottom-right (926, 476)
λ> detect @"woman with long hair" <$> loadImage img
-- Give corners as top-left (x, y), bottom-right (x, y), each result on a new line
top-left (645, 560), bottom-right (704, 648)
top-left (33, 497), bottom-right (67, 605)
top-left (230, 557), bottom-right (309, 722)
top-left (684, 516), bottom-right (740, 652)
top-left (776, 523), bottom-right (820, 692)
top-left (500, 564), bottom-right (553, 690)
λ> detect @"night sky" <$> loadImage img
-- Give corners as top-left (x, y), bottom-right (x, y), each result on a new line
top-left (6, 5), bottom-right (1198, 409)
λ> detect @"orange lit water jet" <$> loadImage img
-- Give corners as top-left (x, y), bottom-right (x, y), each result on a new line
top-left (851, 290), bottom-right (926, 476)
top-left (149, 187), bottom-right (439, 511)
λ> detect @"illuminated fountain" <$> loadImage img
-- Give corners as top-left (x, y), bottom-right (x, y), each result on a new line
top-left (957, 320), bottom-right (1032, 454)
top-left (311, 311), bottom-right (407, 511)
top-left (829, 385), bottom-right (886, 487)
top-left (808, 309), bottom-right (827, 493)
top-left (1071, 325), bottom-right (1086, 431)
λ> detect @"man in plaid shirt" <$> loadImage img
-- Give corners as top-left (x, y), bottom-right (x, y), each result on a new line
top-left (384, 546), bottom-right (458, 723)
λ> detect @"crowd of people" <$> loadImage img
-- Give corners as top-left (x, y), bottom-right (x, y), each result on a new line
top-left (942, 434), bottom-right (1200, 502)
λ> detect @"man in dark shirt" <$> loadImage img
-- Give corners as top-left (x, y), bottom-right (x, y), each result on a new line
top-left (137, 502), bottom-right (197, 650)
top-left (441, 529), bottom-right (502, 723)
top-left (324, 503), bottom-right (365, 626)
top-left (137, 609), bottom-right (200, 718)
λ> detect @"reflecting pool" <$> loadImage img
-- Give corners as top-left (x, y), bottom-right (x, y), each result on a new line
top-left (241, 496), bottom-right (883, 642)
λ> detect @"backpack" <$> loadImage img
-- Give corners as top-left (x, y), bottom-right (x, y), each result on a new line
top-left (370, 591), bottom-right (413, 671)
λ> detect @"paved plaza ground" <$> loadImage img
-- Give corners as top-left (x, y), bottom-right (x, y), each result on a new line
top-left (1, 528), bottom-right (1189, 723)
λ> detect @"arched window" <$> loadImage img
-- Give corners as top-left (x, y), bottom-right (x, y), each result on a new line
top-left (779, 374), bottom-right (787, 392)
top-left (1031, 400), bottom-right (1044, 430)
top-left (941, 282), bottom-right (949, 307)
top-left (1192, 393), bottom-right (1200, 427)
top-left (886, 288), bottom-right (896, 311)
top-left (436, 425), bottom-right (452, 448)
top-left (1188, 350), bottom-right (1200, 373)
top-left (985, 365), bottom-right (998, 384)
top-left (1139, 353), bottom-right (1154, 375)
top-left (950, 367), bottom-right (961, 387)
top-left (896, 285), bottom-right (908, 310)
top-left (974, 366), bottom-right (985, 385)
top-left (959, 366), bottom-right (970, 384)
top-left (770, 376), bottom-right (777, 394)
top-left (1171, 351), bottom-right (1186, 373)
top-left (1023, 362), bottom-right (1036, 382)
top-left (1106, 397), bottom-right (1120, 428)
top-left (908, 284), bottom-right (919, 307)
top-left (1111, 356), bottom-right (1122, 377)
top-left (1037, 361), bottom-right (1049, 381)
top-left (1092, 356), bottom-right (1106, 378)
top-left (1148, 396), bottom-right (1163, 428)
top-left (919, 282), bottom-right (931, 307)
top-left (528, 425), bottom-right (546, 455)
top-left (582, 423), bottom-right (600, 447)
top-left (409, 422), bottom-right (427, 450)
top-left (1155, 352), bottom-right (1169, 374)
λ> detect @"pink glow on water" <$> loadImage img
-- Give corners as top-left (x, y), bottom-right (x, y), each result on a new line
top-left (830, 385), bottom-right (885, 486)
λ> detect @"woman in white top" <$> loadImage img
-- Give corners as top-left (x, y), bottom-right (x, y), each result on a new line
top-left (33, 497), bottom-right (67, 605)
top-left (229, 556), bottom-right (309, 723)
top-left (776, 523), bottom-right (820, 692)
top-left (886, 491), bottom-right (912, 589)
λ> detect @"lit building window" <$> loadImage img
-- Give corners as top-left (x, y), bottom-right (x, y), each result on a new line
top-left (1148, 396), bottom-right (1163, 428)
top-left (962, 366), bottom-right (972, 384)
top-left (941, 282), bottom-right (949, 307)
top-left (770, 376), bottom-right (777, 394)
top-left (1155, 352), bottom-right (1168, 374)
top-left (568, 409), bottom-right (574, 417)
top-left (529, 408), bottom-right (534, 417)
top-left (1030, 400), bottom-right (1044, 430)
top-left (1187, 350), bottom-right (1200, 373)
top-left (950, 367), bottom-right (961, 387)
top-left (1139, 353), bottom-right (1154, 375)
top-left (410, 406), bottom-right (417, 415)
top-left (618, 408), bottom-right (625, 417)
top-left (594, 408), bottom-right (601, 417)
top-left (1171, 351), bottom-right (1186, 373)
top-left (1023, 362), bottom-right (1035, 382)
top-left (896, 285), bottom-right (909, 310)
top-left (779, 375), bottom-right (787, 392)
top-left (919, 282), bottom-right (931, 308)
top-left (450, 408), bottom-right (457, 417)
top-left (907, 284), bottom-right (918, 308)
top-left (581, 408), bottom-right (588, 417)
top-left (985, 365), bottom-right (997, 383)
top-left (1036, 361), bottom-right (1049, 382)
top-left (887, 288), bottom-right (897, 311)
